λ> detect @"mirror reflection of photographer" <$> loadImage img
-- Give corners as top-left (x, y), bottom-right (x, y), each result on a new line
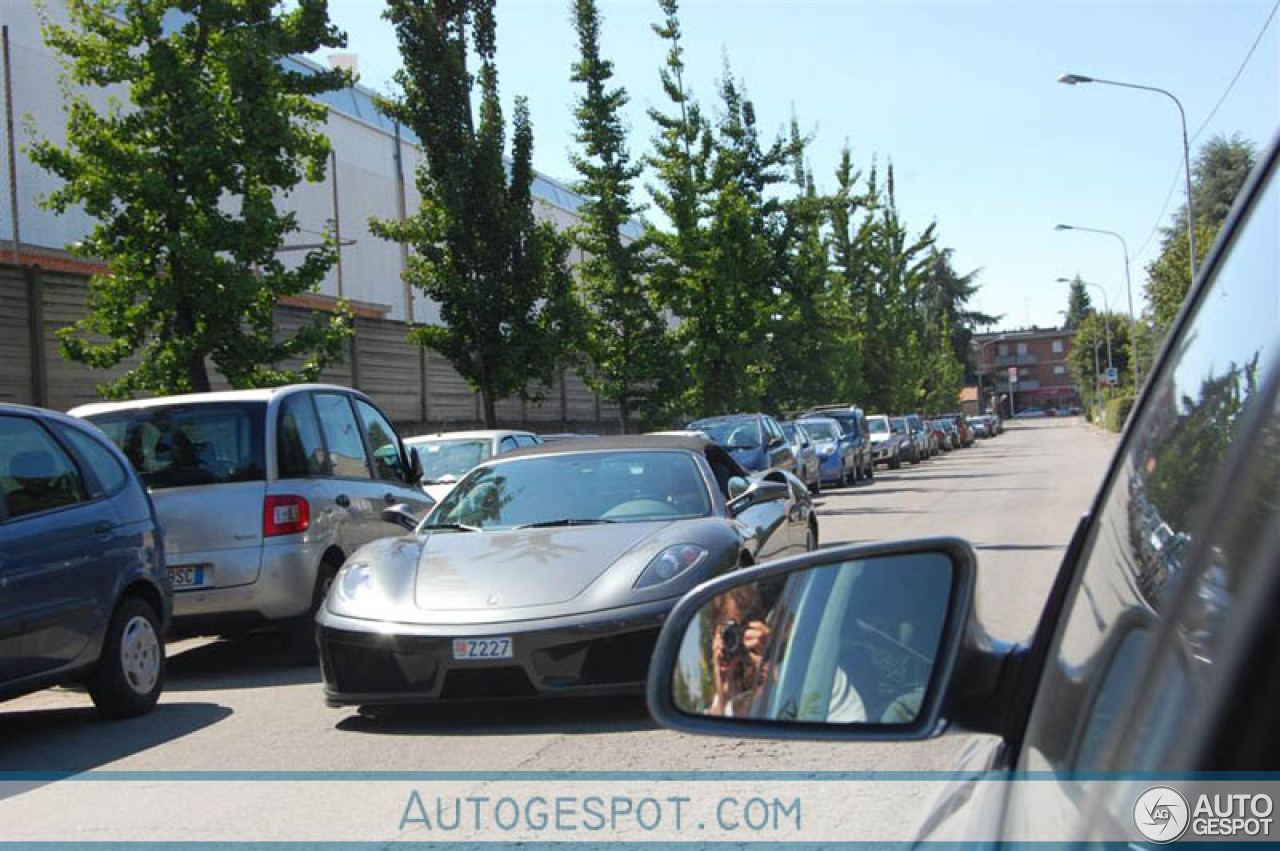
top-left (707, 584), bottom-right (774, 716)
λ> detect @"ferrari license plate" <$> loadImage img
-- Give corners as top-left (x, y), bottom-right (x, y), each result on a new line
top-left (452, 637), bottom-right (513, 661)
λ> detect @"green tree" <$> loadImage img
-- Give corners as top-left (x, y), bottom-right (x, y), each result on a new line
top-left (644, 0), bottom-right (711, 416)
top-left (1064, 275), bottom-right (1094, 330)
top-left (695, 64), bottom-right (788, 413)
top-left (1066, 311), bottom-right (1131, 411)
top-left (1144, 219), bottom-right (1220, 332)
top-left (1168, 133), bottom-right (1257, 238)
top-left (827, 143), bottom-right (875, 403)
top-left (919, 245), bottom-right (997, 382)
top-left (765, 117), bottom-right (845, 412)
top-left (372, 0), bottom-right (582, 427)
top-left (30, 0), bottom-right (354, 397)
top-left (569, 0), bottom-right (673, 432)
top-left (1146, 134), bottom-right (1256, 338)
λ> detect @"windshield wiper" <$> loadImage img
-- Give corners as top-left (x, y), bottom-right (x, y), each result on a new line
top-left (515, 518), bottom-right (617, 529)
top-left (419, 522), bottom-right (482, 533)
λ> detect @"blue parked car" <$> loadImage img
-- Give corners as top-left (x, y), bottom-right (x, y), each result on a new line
top-left (687, 413), bottom-right (795, 475)
top-left (796, 415), bottom-right (856, 487)
top-left (0, 404), bottom-right (171, 717)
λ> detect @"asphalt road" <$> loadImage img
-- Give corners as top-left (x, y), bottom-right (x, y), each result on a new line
top-left (0, 417), bottom-right (1118, 840)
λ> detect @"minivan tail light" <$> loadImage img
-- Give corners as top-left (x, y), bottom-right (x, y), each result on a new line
top-left (264, 495), bottom-right (310, 537)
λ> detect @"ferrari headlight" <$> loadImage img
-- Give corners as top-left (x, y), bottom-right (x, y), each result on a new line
top-left (634, 544), bottom-right (708, 590)
top-left (334, 562), bottom-right (375, 606)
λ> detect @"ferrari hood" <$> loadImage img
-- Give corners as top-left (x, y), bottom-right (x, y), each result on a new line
top-left (412, 522), bottom-right (667, 612)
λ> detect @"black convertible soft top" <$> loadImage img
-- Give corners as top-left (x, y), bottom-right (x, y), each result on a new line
top-left (501, 434), bottom-right (714, 461)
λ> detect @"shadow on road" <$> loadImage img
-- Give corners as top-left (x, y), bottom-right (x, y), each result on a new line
top-left (334, 695), bottom-right (657, 737)
top-left (973, 542), bottom-right (1066, 552)
top-left (818, 506), bottom-right (925, 517)
top-left (0, 700), bottom-right (231, 794)
top-left (163, 633), bottom-right (321, 692)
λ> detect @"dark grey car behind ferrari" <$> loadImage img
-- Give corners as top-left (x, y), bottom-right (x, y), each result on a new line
top-left (316, 436), bottom-right (816, 708)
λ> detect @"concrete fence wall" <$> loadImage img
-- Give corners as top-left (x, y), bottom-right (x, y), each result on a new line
top-left (0, 262), bottom-right (621, 436)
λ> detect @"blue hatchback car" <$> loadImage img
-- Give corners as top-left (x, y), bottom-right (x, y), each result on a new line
top-left (687, 413), bottom-right (795, 475)
top-left (0, 404), bottom-right (171, 717)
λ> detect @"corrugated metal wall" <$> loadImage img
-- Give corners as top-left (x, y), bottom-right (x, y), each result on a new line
top-left (0, 263), bottom-right (621, 434)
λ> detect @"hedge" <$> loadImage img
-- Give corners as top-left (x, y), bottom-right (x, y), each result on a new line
top-left (1105, 395), bottom-right (1136, 433)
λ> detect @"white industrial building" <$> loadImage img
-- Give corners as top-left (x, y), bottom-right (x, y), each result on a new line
top-left (0, 0), bottom-right (633, 322)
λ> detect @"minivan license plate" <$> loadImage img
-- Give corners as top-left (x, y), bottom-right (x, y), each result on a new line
top-left (452, 637), bottom-right (513, 661)
top-left (168, 565), bottom-right (211, 590)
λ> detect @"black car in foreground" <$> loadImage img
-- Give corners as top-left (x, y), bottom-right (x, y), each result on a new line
top-left (0, 405), bottom-right (172, 717)
top-left (646, 134), bottom-right (1280, 840)
top-left (317, 436), bottom-right (816, 710)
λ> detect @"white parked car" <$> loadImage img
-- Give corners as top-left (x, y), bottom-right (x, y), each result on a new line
top-left (404, 429), bottom-right (541, 503)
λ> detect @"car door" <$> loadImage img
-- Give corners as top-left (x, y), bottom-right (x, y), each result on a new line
top-left (1001, 141), bottom-right (1280, 842)
top-left (311, 392), bottom-right (382, 552)
top-left (353, 397), bottom-right (434, 523)
top-left (763, 417), bottom-right (793, 472)
top-left (0, 414), bottom-right (113, 681)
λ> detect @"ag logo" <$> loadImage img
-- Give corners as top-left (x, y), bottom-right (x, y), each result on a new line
top-left (1134, 786), bottom-right (1190, 843)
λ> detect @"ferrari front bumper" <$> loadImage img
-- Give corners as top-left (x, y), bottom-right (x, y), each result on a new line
top-left (316, 599), bottom-right (673, 706)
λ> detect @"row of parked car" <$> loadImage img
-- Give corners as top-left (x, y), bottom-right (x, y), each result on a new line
top-left (1, 378), bottom-right (1006, 718)
top-left (1, 385), bottom-right (825, 716)
top-left (680, 408), bottom-right (1003, 493)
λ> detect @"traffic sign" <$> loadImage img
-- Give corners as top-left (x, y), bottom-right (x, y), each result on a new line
top-left (1008, 366), bottom-right (1018, 383)
top-left (1104, 367), bottom-right (1118, 385)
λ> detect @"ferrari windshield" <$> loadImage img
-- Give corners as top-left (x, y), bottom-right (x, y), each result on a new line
top-left (409, 438), bottom-right (492, 481)
top-left (430, 450), bottom-right (713, 530)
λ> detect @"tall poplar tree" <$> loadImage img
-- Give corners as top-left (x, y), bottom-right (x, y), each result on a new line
top-left (372, 0), bottom-right (581, 427)
top-left (31, 0), bottom-right (354, 397)
top-left (569, 0), bottom-right (673, 432)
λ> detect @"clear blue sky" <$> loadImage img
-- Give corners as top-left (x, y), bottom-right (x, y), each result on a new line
top-left (313, 0), bottom-right (1279, 332)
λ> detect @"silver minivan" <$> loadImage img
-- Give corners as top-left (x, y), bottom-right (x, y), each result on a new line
top-left (72, 385), bottom-right (433, 648)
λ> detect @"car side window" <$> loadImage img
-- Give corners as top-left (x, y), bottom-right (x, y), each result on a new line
top-left (313, 394), bottom-right (372, 480)
top-left (52, 422), bottom-right (129, 497)
top-left (515, 434), bottom-right (539, 448)
top-left (277, 394), bottom-right (330, 478)
top-left (1017, 156), bottom-right (1280, 781)
top-left (0, 415), bottom-right (90, 520)
top-left (355, 399), bottom-right (409, 484)
top-left (499, 436), bottom-right (518, 454)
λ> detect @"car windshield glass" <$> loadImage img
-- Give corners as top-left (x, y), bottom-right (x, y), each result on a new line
top-left (867, 418), bottom-right (888, 434)
top-left (694, 420), bottom-right (761, 449)
top-left (88, 403), bottom-right (266, 490)
top-left (781, 424), bottom-right (797, 441)
top-left (891, 418), bottom-right (906, 433)
top-left (431, 450), bottom-right (712, 530)
top-left (800, 421), bottom-right (840, 442)
top-left (410, 439), bottom-right (492, 481)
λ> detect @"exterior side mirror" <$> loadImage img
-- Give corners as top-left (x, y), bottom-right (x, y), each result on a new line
top-left (727, 476), bottom-right (751, 500)
top-left (407, 445), bottom-right (424, 483)
top-left (768, 435), bottom-right (785, 449)
top-left (646, 538), bottom-right (976, 741)
top-left (727, 479), bottom-right (789, 516)
top-left (381, 504), bottom-right (419, 531)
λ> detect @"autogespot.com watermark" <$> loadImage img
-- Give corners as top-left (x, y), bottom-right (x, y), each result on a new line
top-left (399, 791), bottom-right (801, 835)
top-left (1134, 785), bottom-right (1275, 843)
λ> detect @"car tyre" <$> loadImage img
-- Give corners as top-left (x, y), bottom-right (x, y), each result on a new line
top-left (88, 596), bottom-right (165, 719)
top-left (890, 451), bottom-right (902, 470)
top-left (864, 459), bottom-right (874, 481)
top-left (805, 525), bottom-right (817, 552)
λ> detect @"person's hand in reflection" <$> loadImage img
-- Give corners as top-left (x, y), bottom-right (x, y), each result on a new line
top-left (707, 586), bottom-right (772, 716)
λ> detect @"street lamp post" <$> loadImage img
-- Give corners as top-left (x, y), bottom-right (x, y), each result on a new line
top-left (1054, 225), bottom-right (1140, 389)
top-left (1057, 72), bottom-right (1198, 278)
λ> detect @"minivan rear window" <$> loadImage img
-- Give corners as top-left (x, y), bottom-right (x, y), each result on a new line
top-left (87, 402), bottom-right (266, 490)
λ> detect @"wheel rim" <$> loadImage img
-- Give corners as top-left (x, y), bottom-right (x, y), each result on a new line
top-left (120, 614), bottom-right (161, 695)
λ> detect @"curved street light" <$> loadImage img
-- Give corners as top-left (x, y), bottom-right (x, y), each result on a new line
top-left (1053, 224), bottom-right (1140, 388)
top-left (1056, 71), bottom-right (1198, 279)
